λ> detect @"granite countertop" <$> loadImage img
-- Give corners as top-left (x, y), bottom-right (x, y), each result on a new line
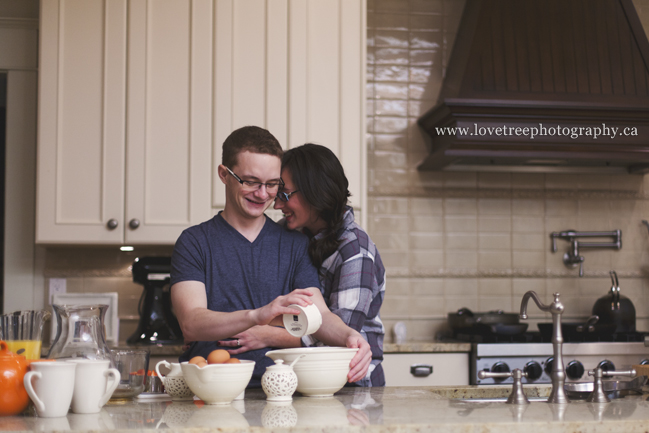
top-left (4, 386), bottom-right (649, 432)
top-left (383, 341), bottom-right (471, 353)
top-left (116, 341), bottom-right (472, 357)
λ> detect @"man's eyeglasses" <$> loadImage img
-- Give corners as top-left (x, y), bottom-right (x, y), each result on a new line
top-left (275, 190), bottom-right (299, 202)
top-left (225, 167), bottom-right (284, 192)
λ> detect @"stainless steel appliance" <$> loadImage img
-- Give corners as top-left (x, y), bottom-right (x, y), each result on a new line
top-left (472, 340), bottom-right (649, 385)
top-left (447, 308), bottom-right (649, 385)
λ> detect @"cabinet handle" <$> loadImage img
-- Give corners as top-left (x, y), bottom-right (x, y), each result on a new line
top-left (106, 219), bottom-right (119, 230)
top-left (129, 219), bottom-right (140, 230)
top-left (410, 364), bottom-right (433, 377)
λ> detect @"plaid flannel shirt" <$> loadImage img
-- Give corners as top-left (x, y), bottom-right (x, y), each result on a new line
top-left (302, 207), bottom-right (386, 386)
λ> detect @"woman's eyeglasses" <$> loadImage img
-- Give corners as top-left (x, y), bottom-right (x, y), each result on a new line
top-left (225, 167), bottom-right (284, 192)
top-left (275, 190), bottom-right (299, 202)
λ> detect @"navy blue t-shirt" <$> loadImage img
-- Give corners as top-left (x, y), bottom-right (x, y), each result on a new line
top-left (170, 213), bottom-right (320, 387)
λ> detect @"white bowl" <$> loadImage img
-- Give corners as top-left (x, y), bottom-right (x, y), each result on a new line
top-left (265, 347), bottom-right (358, 397)
top-left (180, 361), bottom-right (254, 405)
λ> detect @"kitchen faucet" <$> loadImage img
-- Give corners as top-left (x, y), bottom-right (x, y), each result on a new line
top-left (549, 230), bottom-right (622, 277)
top-left (520, 291), bottom-right (569, 404)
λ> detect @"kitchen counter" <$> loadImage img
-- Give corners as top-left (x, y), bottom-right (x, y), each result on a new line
top-left (116, 341), bottom-right (471, 358)
top-left (4, 386), bottom-right (649, 432)
top-left (383, 341), bottom-right (470, 353)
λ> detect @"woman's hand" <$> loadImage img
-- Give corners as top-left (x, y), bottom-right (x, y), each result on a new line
top-left (217, 326), bottom-right (268, 355)
top-left (347, 409), bottom-right (370, 426)
top-left (346, 334), bottom-right (372, 383)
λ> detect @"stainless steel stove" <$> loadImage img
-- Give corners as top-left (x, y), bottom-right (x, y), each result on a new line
top-left (472, 341), bottom-right (649, 385)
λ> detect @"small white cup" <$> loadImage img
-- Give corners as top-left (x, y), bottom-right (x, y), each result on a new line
top-left (68, 359), bottom-right (120, 414)
top-left (24, 361), bottom-right (77, 418)
top-left (283, 304), bottom-right (322, 337)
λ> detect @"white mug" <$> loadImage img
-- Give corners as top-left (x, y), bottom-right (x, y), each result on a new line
top-left (68, 359), bottom-right (120, 414)
top-left (283, 303), bottom-right (322, 337)
top-left (24, 361), bottom-right (77, 418)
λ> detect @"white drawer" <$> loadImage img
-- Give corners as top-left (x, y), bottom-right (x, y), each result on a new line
top-left (383, 353), bottom-right (469, 386)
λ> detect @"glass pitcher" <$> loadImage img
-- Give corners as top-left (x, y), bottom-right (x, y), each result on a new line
top-left (47, 304), bottom-right (112, 360)
top-left (0, 309), bottom-right (51, 360)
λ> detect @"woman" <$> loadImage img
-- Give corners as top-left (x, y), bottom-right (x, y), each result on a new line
top-left (273, 143), bottom-right (386, 387)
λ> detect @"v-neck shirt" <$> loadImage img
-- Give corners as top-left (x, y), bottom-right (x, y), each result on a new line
top-left (170, 213), bottom-right (320, 386)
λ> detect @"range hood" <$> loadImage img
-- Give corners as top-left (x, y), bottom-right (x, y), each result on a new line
top-left (418, 0), bottom-right (649, 173)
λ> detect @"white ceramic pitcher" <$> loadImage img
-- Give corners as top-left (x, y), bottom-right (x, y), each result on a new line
top-left (155, 360), bottom-right (194, 401)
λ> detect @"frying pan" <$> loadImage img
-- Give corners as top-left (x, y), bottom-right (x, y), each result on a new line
top-left (538, 315), bottom-right (616, 340)
top-left (481, 323), bottom-right (529, 335)
top-left (448, 308), bottom-right (520, 329)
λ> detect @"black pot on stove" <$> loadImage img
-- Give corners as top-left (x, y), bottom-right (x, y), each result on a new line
top-left (591, 270), bottom-right (636, 333)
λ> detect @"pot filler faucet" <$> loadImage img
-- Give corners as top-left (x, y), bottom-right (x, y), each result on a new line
top-left (550, 230), bottom-right (622, 277)
top-left (520, 291), bottom-right (568, 404)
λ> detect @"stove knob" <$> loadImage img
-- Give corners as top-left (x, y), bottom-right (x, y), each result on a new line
top-left (566, 360), bottom-right (585, 380)
top-left (598, 360), bottom-right (615, 372)
top-left (544, 357), bottom-right (554, 375)
top-left (524, 361), bottom-right (543, 381)
top-left (491, 362), bottom-right (511, 375)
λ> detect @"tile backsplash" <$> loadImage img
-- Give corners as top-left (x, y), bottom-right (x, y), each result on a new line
top-left (43, 246), bottom-right (173, 344)
top-left (366, 0), bottom-right (649, 342)
top-left (42, 0), bottom-right (649, 344)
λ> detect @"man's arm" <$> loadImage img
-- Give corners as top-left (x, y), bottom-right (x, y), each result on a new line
top-left (171, 280), bottom-right (315, 341)
top-left (215, 287), bottom-right (371, 382)
top-left (220, 325), bottom-right (302, 355)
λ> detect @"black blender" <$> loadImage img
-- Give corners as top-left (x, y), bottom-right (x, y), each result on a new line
top-left (127, 257), bottom-right (183, 345)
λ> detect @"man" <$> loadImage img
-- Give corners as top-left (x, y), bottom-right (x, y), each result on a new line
top-left (170, 126), bottom-right (371, 387)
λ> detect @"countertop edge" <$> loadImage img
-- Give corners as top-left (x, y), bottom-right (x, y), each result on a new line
top-left (107, 342), bottom-right (472, 357)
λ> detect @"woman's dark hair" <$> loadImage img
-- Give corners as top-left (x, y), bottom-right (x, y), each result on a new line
top-left (282, 144), bottom-right (351, 270)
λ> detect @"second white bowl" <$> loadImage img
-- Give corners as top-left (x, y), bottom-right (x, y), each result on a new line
top-left (265, 347), bottom-right (358, 397)
top-left (180, 360), bottom-right (254, 405)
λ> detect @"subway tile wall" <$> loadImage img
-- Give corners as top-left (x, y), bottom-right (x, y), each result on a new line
top-left (43, 246), bottom-right (173, 344)
top-left (41, 0), bottom-right (649, 345)
top-left (367, 0), bottom-right (649, 342)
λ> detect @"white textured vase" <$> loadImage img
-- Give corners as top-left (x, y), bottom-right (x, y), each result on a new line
top-left (261, 357), bottom-right (304, 402)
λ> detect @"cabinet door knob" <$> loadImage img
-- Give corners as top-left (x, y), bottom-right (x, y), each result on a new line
top-left (106, 219), bottom-right (119, 230)
top-left (129, 219), bottom-right (141, 230)
top-left (410, 364), bottom-right (433, 377)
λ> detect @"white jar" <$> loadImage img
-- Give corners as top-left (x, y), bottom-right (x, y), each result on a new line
top-left (261, 356), bottom-right (304, 402)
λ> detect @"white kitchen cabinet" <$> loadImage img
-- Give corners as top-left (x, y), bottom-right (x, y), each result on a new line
top-left (383, 353), bottom-right (469, 387)
top-left (36, 0), bottom-right (211, 244)
top-left (212, 0), bottom-right (367, 221)
top-left (36, 0), bottom-right (366, 245)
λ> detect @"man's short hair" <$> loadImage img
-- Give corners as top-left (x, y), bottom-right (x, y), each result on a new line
top-left (222, 126), bottom-right (283, 168)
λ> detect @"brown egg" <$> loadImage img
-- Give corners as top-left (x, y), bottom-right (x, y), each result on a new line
top-left (196, 360), bottom-right (208, 368)
top-left (207, 349), bottom-right (230, 364)
top-left (188, 356), bottom-right (206, 365)
top-left (225, 358), bottom-right (241, 364)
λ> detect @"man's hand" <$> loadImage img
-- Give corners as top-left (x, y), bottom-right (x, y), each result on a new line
top-left (346, 334), bottom-right (372, 383)
top-left (249, 289), bottom-right (314, 326)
